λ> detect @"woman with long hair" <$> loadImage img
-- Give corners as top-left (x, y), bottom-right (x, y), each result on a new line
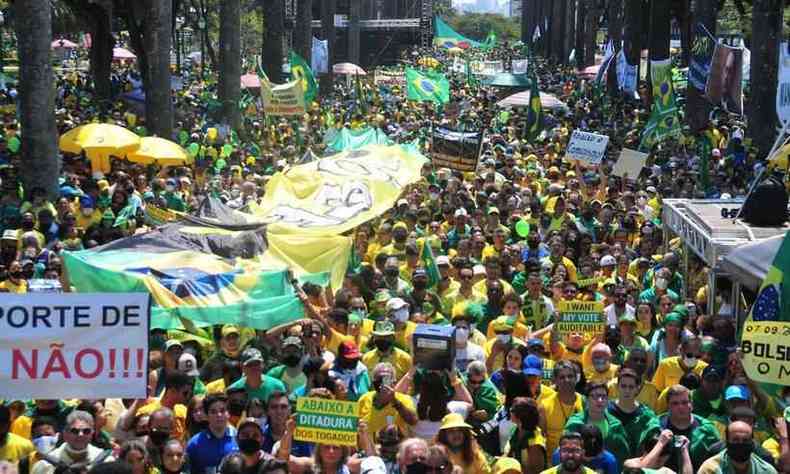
top-left (120, 439), bottom-right (157, 474)
top-left (504, 397), bottom-right (546, 474)
top-left (185, 395), bottom-right (207, 439)
top-left (635, 300), bottom-right (657, 341)
top-left (434, 414), bottom-right (490, 474)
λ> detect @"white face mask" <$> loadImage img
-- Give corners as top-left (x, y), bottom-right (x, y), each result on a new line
top-left (82, 208), bottom-right (93, 216)
top-left (393, 308), bottom-right (409, 323)
top-left (455, 327), bottom-right (469, 343)
top-left (496, 334), bottom-right (511, 345)
top-left (683, 356), bottom-right (698, 368)
top-left (165, 185), bottom-right (175, 193)
top-left (655, 277), bottom-right (668, 290)
top-left (33, 435), bottom-right (59, 454)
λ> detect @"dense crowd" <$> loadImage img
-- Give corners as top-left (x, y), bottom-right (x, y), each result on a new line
top-left (0, 40), bottom-right (786, 474)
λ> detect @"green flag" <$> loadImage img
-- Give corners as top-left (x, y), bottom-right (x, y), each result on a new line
top-left (355, 73), bottom-right (368, 115)
top-left (639, 59), bottom-right (682, 150)
top-left (420, 239), bottom-right (441, 289)
top-left (406, 67), bottom-right (450, 105)
top-left (465, 59), bottom-right (479, 88)
top-left (289, 51), bottom-right (319, 104)
top-left (482, 30), bottom-right (497, 50)
top-left (524, 66), bottom-right (543, 140)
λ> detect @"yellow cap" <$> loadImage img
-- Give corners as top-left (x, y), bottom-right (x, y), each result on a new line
top-left (438, 413), bottom-right (473, 431)
top-left (492, 457), bottom-right (522, 474)
top-left (490, 316), bottom-right (514, 333)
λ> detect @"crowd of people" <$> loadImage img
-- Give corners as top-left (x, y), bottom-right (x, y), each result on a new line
top-left (0, 36), bottom-right (786, 474)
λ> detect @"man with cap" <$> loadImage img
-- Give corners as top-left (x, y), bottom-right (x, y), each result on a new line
top-left (201, 325), bottom-right (243, 383)
top-left (363, 320), bottom-right (413, 380)
top-left (698, 420), bottom-right (777, 474)
top-left (227, 348), bottom-right (287, 404)
top-left (235, 417), bottom-right (272, 473)
top-left (382, 256), bottom-right (411, 296)
top-left (265, 337), bottom-right (307, 394)
top-left (447, 208), bottom-right (471, 249)
top-left (386, 297), bottom-right (417, 352)
top-left (435, 255), bottom-right (460, 315)
top-left (689, 366), bottom-right (728, 420)
top-left (484, 316), bottom-right (522, 372)
top-left (405, 268), bottom-right (443, 322)
top-left (329, 341), bottom-right (370, 401)
top-left (358, 362), bottom-right (417, 441)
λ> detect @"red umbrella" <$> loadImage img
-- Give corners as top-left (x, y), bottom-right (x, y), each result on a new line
top-left (52, 39), bottom-right (79, 49)
top-left (113, 47), bottom-right (137, 60)
top-left (240, 73), bottom-right (261, 89)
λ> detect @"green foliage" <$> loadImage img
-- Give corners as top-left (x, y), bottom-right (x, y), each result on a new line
top-left (447, 12), bottom-right (520, 43)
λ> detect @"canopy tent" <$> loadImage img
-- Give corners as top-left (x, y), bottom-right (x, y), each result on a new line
top-left (52, 39), bottom-right (79, 49)
top-left (333, 62), bottom-right (366, 75)
top-left (485, 73), bottom-right (531, 88)
top-left (240, 73), bottom-right (261, 89)
top-left (113, 47), bottom-right (137, 60)
top-left (721, 234), bottom-right (786, 291)
top-left (497, 90), bottom-right (569, 111)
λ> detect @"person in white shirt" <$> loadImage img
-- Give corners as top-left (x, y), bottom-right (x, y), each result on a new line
top-left (451, 311), bottom-right (485, 374)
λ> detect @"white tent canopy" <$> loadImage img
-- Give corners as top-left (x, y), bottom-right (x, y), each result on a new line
top-left (720, 233), bottom-right (786, 291)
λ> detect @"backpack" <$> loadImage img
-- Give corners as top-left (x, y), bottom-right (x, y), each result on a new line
top-left (39, 449), bottom-right (113, 474)
top-left (742, 174), bottom-right (788, 226)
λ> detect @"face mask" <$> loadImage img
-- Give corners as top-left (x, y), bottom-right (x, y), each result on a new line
top-left (10, 271), bottom-right (22, 280)
top-left (384, 269), bottom-right (399, 279)
top-left (33, 435), bottom-right (59, 454)
top-left (412, 280), bottom-right (427, 291)
top-left (405, 462), bottom-right (429, 474)
top-left (726, 441), bottom-right (753, 463)
top-left (592, 358), bottom-right (610, 372)
top-left (283, 354), bottom-right (301, 367)
top-left (394, 308), bottom-right (409, 323)
top-left (82, 208), bottom-right (94, 216)
top-left (374, 339), bottom-right (393, 352)
top-left (238, 438), bottom-right (261, 455)
top-left (655, 278), bottom-right (668, 290)
top-left (496, 334), bottom-right (511, 345)
top-left (683, 356), bottom-right (698, 368)
top-left (455, 327), bottom-right (469, 343)
top-left (429, 192), bottom-right (439, 201)
top-left (228, 401), bottom-right (246, 417)
top-left (149, 430), bottom-right (170, 446)
top-left (21, 221), bottom-right (33, 231)
top-left (165, 185), bottom-right (175, 193)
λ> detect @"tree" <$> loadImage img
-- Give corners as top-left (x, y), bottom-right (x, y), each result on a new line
top-left (143, 0), bottom-right (174, 138)
top-left (15, 0), bottom-right (59, 198)
top-left (582, 0), bottom-right (598, 67)
top-left (749, 0), bottom-right (784, 155)
top-left (294, 0), bottom-right (312, 64)
top-left (262, 0), bottom-right (284, 83)
top-left (449, 13), bottom-right (520, 43)
top-left (219, 0), bottom-right (241, 129)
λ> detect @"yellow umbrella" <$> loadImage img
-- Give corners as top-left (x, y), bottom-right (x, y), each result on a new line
top-left (59, 123), bottom-right (141, 174)
top-left (447, 47), bottom-right (463, 55)
top-left (126, 137), bottom-right (191, 167)
top-left (769, 142), bottom-right (790, 170)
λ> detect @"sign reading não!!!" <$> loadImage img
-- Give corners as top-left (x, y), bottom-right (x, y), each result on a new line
top-left (557, 301), bottom-right (605, 337)
top-left (740, 321), bottom-right (790, 385)
top-left (294, 397), bottom-right (360, 447)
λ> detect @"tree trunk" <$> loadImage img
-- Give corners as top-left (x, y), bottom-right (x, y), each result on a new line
top-left (15, 0), bottom-right (59, 199)
top-left (607, 0), bottom-right (623, 93)
top-left (583, 0), bottom-right (597, 67)
top-left (295, 0), bottom-right (313, 63)
top-left (88, 2), bottom-right (114, 114)
top-left (685, 0), bottom-right (716, 131)
top-left (576, 0), bottom-right (586, 67)
top-left (521, 0), bottom-right (531, 44)
top-left (144, 0), bottom-right (174, 139)
top-left (263, 0), bottom-right (285, 83)
top-left (320, 0), bottom-right (336, 93)
top-left (348, 0), bottom-right (360, 65)
top-left (648, 0), bottom-right (670, 61)
top-left (219, 0), bottom-right (241, 129)
top-left (623, 0), bottom-right (644, 75)
top-left (565, 0), bottom-right (576, 65)
top-left (675, 0), bottom-right (691, 67)
top-left (748, 0), bottom-right (783, 156)
top-left (551, 0), bottom-right (565, 63)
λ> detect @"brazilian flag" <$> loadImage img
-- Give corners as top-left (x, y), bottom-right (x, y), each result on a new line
top-left (481, 30), bottom-right (497, 50)
top-left (524, 67), bottom-right (543, 140)
top-left (639, 59), bottom-right (682, 150)
top-left (289, 51), bottom-right (319, 104)
top-left (406, 67), bottom-right (450, 105)
top-left (749, 232), bottom-right (790, 322)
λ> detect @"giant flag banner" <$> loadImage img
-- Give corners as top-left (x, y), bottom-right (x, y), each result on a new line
top-left (433, 16), bottom-right (481, 49)
top-left (640, 59), bottom-right (682, 149)
top-left (260, 77), bottom-right (306, 116)
top-left (406, 67), bottom-right (450, 105)
top-left (290, 51), bottom-right (319, 104)
top-left (324, 127), bottom-right (392, 154)
top-left (689, 23), bottom-right (716, 91)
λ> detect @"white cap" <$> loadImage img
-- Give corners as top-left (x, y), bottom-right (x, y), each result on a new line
top-left (454, 208), bottom-right (468, 218)
top-left (436, 255), bottom-right (450, 266)
top-left (397, 199), bottom-right (409, 207)
top-left (646, 186), bottom-right (657, 193)
top-left (178, 353), bottom-right (199, 377)
top-left (473, 264), bottom-right (486, 276)
top-left (360, 457), bottom-right (387, 474)
top-left (599, 255), bottom-right (617, 267)
top-left (385, 297), bottom-right (409, 312)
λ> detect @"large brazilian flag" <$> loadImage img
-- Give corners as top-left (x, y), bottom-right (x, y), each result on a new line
top-left (406, 67), bottom-right (450, 105)
top-left (639, 59), bottom-right (682, 150)
top-left (433, 16), bottom-right (481, 49)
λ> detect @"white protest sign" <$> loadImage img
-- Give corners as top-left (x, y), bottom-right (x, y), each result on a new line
top-left (261, 78), bottom-right (306, 116)
top-left (566, 130), bottom-right (610, 165)
top-left (612, 148), bottom-right (649, 178)
top-left (512, 59), bottom-right (529, 75)
top-left (0, 293), bottom-right (150, 399)
top-left (778, 42), bottom-right (790, 124)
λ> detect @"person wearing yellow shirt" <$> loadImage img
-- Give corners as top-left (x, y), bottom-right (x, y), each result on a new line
top-left (122, 371), bottom-right (193, 442)
top-left (485, 316), bottom-right (526, 373)
top-left (364, 223), bottom-right (391, 264)
top-left (379, 222), bottom-right (409, 264)
top-left (0, 260), bottom-right (27, 293)
top-left (74, 196), bottom-right (102, 232)
top-left (539, 361), bottom-right (585, 458)
top-left (398, 243), bottom-right (420, 282)
top-left (386, 297), bottom-right (417, 353)
top-left (472, 256), bottom-right (515, 299)
top-left (481, 225), bottom-right (509, 261)
top-left (584, 343), bottom-right (619, 385)
top-left (486, 293), bottom-right (532, 340)
top-left (608, 348), bottom-right (660, 412)
top-left (362, 321), bottom-right (413, 380)
top-left (358, 362), bottom-right (417, 442)
top-left (541, 237), bottom-right (578, 282)
top-left (435, 255), bottom-right (461, 316)
top-left (652, 335), bottom-right (707, 393)
top-left (435, 413), bottom-right (493, 474)
top-left (0, 405), bottom-right (34, 463)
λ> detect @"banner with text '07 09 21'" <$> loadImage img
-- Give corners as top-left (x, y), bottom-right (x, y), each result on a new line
top-left (0, 293), bottom-right (150, 399)
top-left (431, 127), bottom-right (482, 173)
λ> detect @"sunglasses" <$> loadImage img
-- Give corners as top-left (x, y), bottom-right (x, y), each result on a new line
top-left (69, 427), bottom-right (93, 436)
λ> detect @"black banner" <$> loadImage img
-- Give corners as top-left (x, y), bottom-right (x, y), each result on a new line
top-left (431, 127), bottom-right (482, 172)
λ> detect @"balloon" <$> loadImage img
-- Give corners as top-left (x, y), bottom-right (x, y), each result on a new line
top-left (206, 127), bottom-right (217, 142)
top-left (515, 219), bottom-right (530, 238)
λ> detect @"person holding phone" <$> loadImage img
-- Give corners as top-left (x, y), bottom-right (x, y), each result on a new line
top-left (358, 362), bottom-right (417, 442)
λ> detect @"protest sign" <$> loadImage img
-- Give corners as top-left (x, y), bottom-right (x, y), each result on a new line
top-left (145, 205), bottom-right (179, 227)
top-left (512, 59), bottom-right (529, 75)
top-left (431, 127), bottom-right (482, 172)
top-left (706, 43), bottom-right (744, 114)
top-left (0, 293), bottom-right (150, 399)
top-left (557, 301), bottom-right (605, 337)
top-left (294, 397), bottom-right (360, 447)
top-left (616, 50), bottom-right (637, 94)
top-left (612, 148), bottom-right (649, 178)
top-left (576, 276), bottom-right (603, 290)
top-left (261, 78), bottom-right (306, 116)
top-left (566, 130), bottom-right (609, 165)
top-left (740, 320), bottom-right (790, 385)
top-left (374, 70), bottom-right (405, 87)
top-left (27, 279), bottom-right (63, 293)
top-left (778, 42), bottom-right (790, 124)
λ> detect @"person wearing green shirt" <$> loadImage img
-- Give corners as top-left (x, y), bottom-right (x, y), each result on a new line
top-left (265, 336), bottom-right (307, 395)
top-left (163, 178), bottom-right (186, 212)
top-left (608, 367), bottom-right (660, 457)
top-left (464, 360), bottom-right (502, 425)
top-left (565, 382), bottom-right (630, 469)
top-left (227, 347), bottom-right (287, 404)
top-left (658, 384), bottom-right (721, 471)
top-left (691, 366), bottom-right (728, 420)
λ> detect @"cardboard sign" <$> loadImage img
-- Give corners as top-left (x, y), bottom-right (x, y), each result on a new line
top-left (566, 130), bottom-right (609, 165)
top-left (432, 127), bottom-right (482, 172)
top-left (294, 397), bottom-right (360, 447)
top-left (261, 78), bottom-right (306, 116)
top-left (557, 301), bottom-right (605, 337)
top-left (740, 321), bottom-right (790, 385)
top-left (612, 148), bottom-right (649, 179)
top-left (0, 293), bottom-right (150, 399)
